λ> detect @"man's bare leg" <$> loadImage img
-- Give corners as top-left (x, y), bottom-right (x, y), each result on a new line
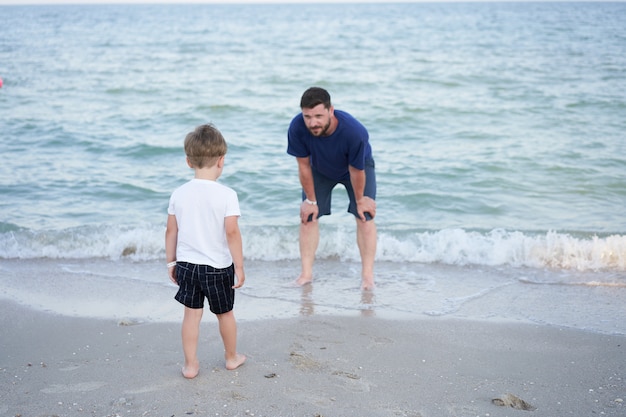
top-left (296, 220), bottom-right (319, 285)
top-left (356, 219), bottom-right (377, 290)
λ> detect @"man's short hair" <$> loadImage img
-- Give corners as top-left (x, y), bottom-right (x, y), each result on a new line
top-left (300, 87), bottom-right (331, 109)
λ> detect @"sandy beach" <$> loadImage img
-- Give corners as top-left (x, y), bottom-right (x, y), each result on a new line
top-left (1, 300), bottom-right (624, 417)
top-left (2, 2), bottom-right (626, 416)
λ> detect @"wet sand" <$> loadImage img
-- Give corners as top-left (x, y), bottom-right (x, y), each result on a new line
top-left (1, 300), bottom-right (624, 417)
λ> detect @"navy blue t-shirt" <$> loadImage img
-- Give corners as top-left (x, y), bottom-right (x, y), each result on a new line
top-left (287, 109), bottom-right (372, 182)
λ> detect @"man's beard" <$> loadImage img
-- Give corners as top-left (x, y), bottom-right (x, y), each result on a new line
top-left (309, 119), bottom-right (331, 137)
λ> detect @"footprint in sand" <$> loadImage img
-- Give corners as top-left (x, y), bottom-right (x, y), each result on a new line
top-left (331, 370), bottom-right (370, 393)
top-left (289, 351), bottom-right (324, 371)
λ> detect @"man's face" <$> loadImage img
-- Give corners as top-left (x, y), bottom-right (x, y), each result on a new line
top-left (302, 104), bottom-right (333, 137)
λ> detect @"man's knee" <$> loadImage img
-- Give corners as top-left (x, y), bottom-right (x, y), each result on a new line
top-left (356, 218), bottom-right (376, 230)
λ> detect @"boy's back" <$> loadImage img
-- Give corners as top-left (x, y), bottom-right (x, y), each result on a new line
top-left (169, 178), bottom-right (240, 269)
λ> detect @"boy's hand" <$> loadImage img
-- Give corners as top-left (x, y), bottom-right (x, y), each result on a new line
top-left (168, 266), bottom-right (178, 285)
top-left (233, 267), bottom-right (245, 289)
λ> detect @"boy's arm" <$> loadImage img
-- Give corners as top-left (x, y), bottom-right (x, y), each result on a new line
top-left (225, 215), bottom-right (245, 288)
top-left (165, 214), bottom-right (178, 284)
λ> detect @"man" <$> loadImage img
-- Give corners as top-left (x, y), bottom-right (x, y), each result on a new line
top-left (287, 87), bottom-right (377, 290)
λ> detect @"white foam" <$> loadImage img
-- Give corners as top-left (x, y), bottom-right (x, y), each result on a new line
top-left (1, 225), bottom-right (625, 272)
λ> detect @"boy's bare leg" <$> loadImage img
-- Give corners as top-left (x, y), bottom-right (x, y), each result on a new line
top-left (356, 218), bottom-right (377, 290)
top-left (296, 220), bottom-right (319, 285)
top-left (217, 310), bottom-right (246, 370)
top-left (181, 307), bottom-right (203, 378)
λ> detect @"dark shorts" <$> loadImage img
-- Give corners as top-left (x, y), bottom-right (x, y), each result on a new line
top-left (174, 262), bottom-right (235, 314)
top-left (303, 158), bottom-right (376, 221)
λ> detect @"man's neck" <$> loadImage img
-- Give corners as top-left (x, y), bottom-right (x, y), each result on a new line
top-left (324, 114), bottom-right (339, 136)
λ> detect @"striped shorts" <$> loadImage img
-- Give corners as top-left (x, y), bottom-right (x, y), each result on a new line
top-left (174, 262), bottom-right (235, 314)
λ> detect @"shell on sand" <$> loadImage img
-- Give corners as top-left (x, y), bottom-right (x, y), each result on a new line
top-left (492, 393), bottom-right (536, 411)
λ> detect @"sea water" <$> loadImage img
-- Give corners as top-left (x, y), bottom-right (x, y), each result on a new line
top-left (1, 3), bottom-right (625, 334)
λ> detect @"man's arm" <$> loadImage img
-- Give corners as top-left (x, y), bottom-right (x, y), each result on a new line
top-left (349, 165), bottom-right (376, 222)
top-left (297, 156), bottom-right (319, 223)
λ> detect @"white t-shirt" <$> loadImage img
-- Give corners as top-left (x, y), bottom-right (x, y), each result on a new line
top-left (168, 178), bottom-right (241, 268)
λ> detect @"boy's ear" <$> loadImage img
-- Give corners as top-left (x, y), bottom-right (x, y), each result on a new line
top-left (186, 157), bottom-right (193, 168)
top-left (218, 155), bottom-right (225, 168)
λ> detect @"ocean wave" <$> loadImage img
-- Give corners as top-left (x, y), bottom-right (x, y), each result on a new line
top-left (377, 228), bottom-right (626, 271)
top-left (1, 223), bottom-right (624, 272)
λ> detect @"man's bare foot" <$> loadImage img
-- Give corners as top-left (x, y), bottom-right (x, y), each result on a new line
top-left (361, 277), bottom-right (375, 291)
top-left (182, 360), bottom-right (200, 379)
top-left (294, 274), bottom-right (312, 286)
top-left (225, 353), bottom-right (246, 370)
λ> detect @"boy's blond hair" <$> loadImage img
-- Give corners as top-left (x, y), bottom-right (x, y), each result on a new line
top-left (184, 124), bottom-right (228, 168)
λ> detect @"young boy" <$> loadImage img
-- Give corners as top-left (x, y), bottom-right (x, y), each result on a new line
top-left (165, 123), bottom-right (246, 378)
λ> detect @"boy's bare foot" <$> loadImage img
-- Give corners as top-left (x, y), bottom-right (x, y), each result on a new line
top-left (182, 360), bottom-right (200, 379)
top-left (225, 353), bottom-right (246, 370)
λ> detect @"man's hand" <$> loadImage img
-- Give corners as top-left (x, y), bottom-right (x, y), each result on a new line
top-left (300, 200), bottom-right (319, 224)
top-left (356, 196), bottom-right (376, 222)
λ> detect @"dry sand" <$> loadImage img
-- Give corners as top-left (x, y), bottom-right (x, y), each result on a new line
top-left (1, 300), bottom-right (624, 417)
